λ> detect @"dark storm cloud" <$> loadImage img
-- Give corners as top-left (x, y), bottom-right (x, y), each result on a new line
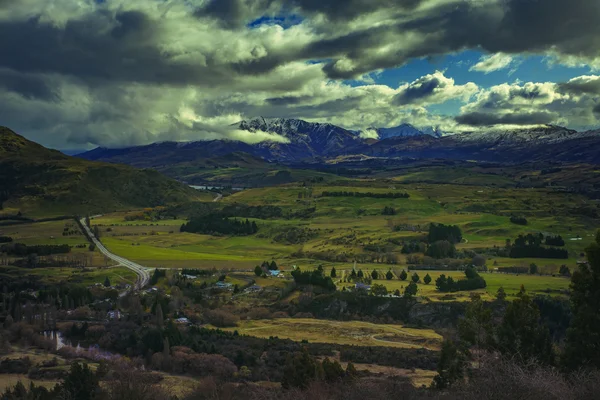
top-left (0, 69), bottom-right (57, 100)
top-left (455, 111), bottom-right (557, 127)
top-left (558, 78), bottom-right (600, 95)
top-left (393, 77), bottom-right (441, 105)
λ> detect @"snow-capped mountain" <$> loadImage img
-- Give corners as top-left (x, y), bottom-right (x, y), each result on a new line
top-left (363, 123), bottom-right (444, 139)
top-left (452, 125), bottom-right (585, 144)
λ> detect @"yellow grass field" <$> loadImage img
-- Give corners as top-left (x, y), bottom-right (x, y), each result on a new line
top-left (215, 318), bottom-right (442, 350)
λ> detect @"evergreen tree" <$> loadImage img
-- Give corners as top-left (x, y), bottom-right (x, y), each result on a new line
top-left (411, 272), bottom-right (420, 283)
top-left (399, 270), bottom-right (408, 281)
top-left (563, 230), bottom-right (600, 370)
top-left (282, 348), bottom-right (321, 389)
top-left (254, 265), bottom-right (263, 277)
top-left (458, 297), bottom-right (494, 367)
top-left (432, 340), bottom-right (466, 389)
top-left (496, 292), bottom-right (554, 365)
top-left (404, 282), bottom-right (418, 298)
top-left (496, 286), bottom-right (507, 301)
top-left (330, 267), bottom-right (337, 278)
top-left (345, 362), bottom-right (358, 380)
top-left (386, 270), bottom-right (393, 280)
top-left (60, 362), bottom-right (99, 400)
top-left (103, 277), bottom-right (111, 287)
top-left (269, 260), bottom-right (278, 271)
top-left (357, 269), bottom-right (364, 278)
top-left (371, 269), bottom-right (379, 280)
top-left (423, 273), bottom-right (432, 285)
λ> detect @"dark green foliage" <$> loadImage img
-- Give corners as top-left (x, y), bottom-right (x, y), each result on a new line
top-left (529, 263), bottom-right (538, 275)
top-left (496, 287), bottom-right (507, 301)
top-left (1, 381), bottom-right (55, 400)
top-left (103, 277), bottom-right (111, 287)
top-left (428, 223), bottom-right (462, 244)
top-left (291, 267), bottom-right (336, 291)
top-left (510, 215), bottom-right (528, 225)
top-left (423, 273), bottom-right (432, 285)
top-left (321, 358), bottom-right (345, 382)
top-left (321, 191), bottom-right (409, 199)
top-left (510, 233), bottom-right (568, 259)
top-left (401, 241), bottom-right (422, 254)
top-left (563, 231), bottom-right (600, 370)
top-left (357, 269), bottom-right (364, 278)
top-left (330, 267), bottom-right (337, 278)
top-left (496, 292), bottom-right (555, 365)
top-left (399, 270), bottom-right (408, 281)
top-left (281, 348), bottom-right (322, 389)
top-left (382, 206), bottom-right (396, 215)
top-left (432, 340), bottom-right (466, 389)
top-left (254, 265), bottom-right (263, 277)
top-left (149, 268), bottom-right (166, 285)
top-left (559, 265), bottom-right (571, 276)
top-left (436, 269), bottom-right (486, 292)
top-left (0, 236), bottom-right (13, 243)
top-left (59, 362), bottom-right (99, 400)
top-left (411, 272), bottom-right (420, 283)
top-left (272, 226), bottom-right (319, 244)
top-left (370, 284), bottom-right (388, 296)
top-left (545, 235), bottom-right (565, 246)
top-left (269, 260), bottom-right (278, 271)
top-left (0, 243), bottom-right (70, 257)
top-left (426, 240), bottom-right (456, 259)
top-left (458, 298), bottom-right (494, 356)
top-left (181, 216), bottom-right (258, 236)
top-left (386, 270), bottom-right (393, 280)
top-left (404, 282), bottom-right (418, 298)
top-left (371, 270), bottom-right (379, 280)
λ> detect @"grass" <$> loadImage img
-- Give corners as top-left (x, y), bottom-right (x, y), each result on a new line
top-left (215, 318), bottom-right (442, 350)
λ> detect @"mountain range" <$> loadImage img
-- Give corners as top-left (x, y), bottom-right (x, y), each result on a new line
top-left (0, 126), bottom-right (202, 216)
top-left (79, 118), bottom-right (600, 168)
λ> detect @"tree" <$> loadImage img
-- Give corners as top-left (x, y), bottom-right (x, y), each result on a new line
top-left (345, 362), bottom-right (358, 380)
top-left (103, 277), bottom-right (111, 287)
top-left (496, 286), bottom-right (507, 301)
top-left (404, 282), bottom-right (418, 298)
top-left (254, 265), bottom-right (263, 277)
top-left (426, 240), bottom-right (456, 259)
top-left (458, 297), bottom-right (494, 367)
top-left (563, 230), bottom-right (600, 370)
top-left (155, 304), bottom-right (164, 329)
top-left (88, 243), bottom-right (96, 252)
top-left (357, 269), bottom-right (364, 278)
top-left (59, 362), bottom-right (99, 400)
top-left (321, 358), bottom-right (345, 382)
top-left (370, 284), bottom-right (388, 296)
top-left (371, 269), bottom-right (379, 280)
top-left (282, 348), bottom-right (322, 389)
top-left (424, 273), bottom-right (432, 285)
top-left (269, 260), bottom-right (278, 270)
top-left (399, 270), bottom-right (408, 281)
top-left (330, 267), bottom-right (337, 278)
top-left (529, 263), bottom-right (538, 275)
top-left (93, 225), bottom-right (100, 239)
top-left (472, 254), bottom-right (486, 267)
top-left (411, 272), bottom-right (420, 283)
top-left (386, 270), bottom-right (393, 280)
top-left (432, 340), bottom-right (466, 389)
top-left (496, 293), bottom-right (554, 365)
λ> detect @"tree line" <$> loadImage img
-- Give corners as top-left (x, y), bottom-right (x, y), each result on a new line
top-left (435, 267), bottom-right (487, 292)
top-left (181, 216), bottom-right (258, 236)
top-left (321, 191), bottom-right (410, 199)
top-left (509, 233), bottom-right (568, 259)
top-left (0, 243), bottom-right (71, 257)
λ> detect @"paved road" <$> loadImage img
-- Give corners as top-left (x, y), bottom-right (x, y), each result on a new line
top-left (79, 217), bottom-right (151, 290)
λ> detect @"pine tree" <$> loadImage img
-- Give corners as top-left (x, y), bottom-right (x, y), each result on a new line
top-left (404, 282), bottom-right (418, 298)
top-left (60, 362), bottom-right (99, 400)
top-left (282, 348), bottom-right (321, 389)
top-left (269, 260), bottom-right (278, 270)
top-left (386, 270), bottom-right (393, 280)
top-left (371, 269), bottom-right (379, 280)
top-left (458, 297), bottom-right (494, 367)
top-left (424, 273), bottom-right (432, 285)
top-left (412, 272), bottom-right (420, 283)
top-left (357, 269), bottom-right (364, 278)
top-left (496, 286), bottom-right (507, 301)
top-left (254, 265), bottom-right (263, 277)
top-left (330, 267), bottom-right (337, 278)
top-left (563, 230), bottom-right (600, 370)
top-left (432, 340), bottom-right (466, 389)
top-left (103, 277), bottom-right (111, 287)
top-left (399, 270), bottom-right (408, 281)
top-left (345, 361), bottom-right (358, 380)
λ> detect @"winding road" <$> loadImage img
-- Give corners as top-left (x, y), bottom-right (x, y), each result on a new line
top-left (79, 217), bottom-right (151, 291)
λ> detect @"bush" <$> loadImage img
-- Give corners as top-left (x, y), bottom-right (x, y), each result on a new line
top-left (204, 309), bottom-right (239, 327)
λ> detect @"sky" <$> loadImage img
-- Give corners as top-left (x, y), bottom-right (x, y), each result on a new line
top-left (0, 0), bottom-right (600, 149)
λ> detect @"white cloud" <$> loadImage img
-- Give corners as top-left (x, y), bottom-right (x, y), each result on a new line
top-left (470, 53), bottom-right (515, 74)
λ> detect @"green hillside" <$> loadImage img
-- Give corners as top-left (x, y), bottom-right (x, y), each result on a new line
top-left (0, 127), bottom-right (204, 216)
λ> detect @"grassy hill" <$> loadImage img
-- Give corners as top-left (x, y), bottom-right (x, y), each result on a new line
top-left (0, 127), bottom-right (204, 216)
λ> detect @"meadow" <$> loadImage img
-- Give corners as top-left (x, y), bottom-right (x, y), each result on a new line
top-left (215, 318), bottom-right (442, 350)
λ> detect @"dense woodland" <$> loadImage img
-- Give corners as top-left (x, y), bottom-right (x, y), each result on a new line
top-left (181, 216), bottom-right (258, 236)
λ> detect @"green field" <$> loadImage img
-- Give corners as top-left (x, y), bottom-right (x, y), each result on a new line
top-left (215, 318), bottom-right (442, 350)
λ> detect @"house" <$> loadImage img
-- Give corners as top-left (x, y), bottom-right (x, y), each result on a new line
top-left (107, 310), bottom-right (122, 320)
